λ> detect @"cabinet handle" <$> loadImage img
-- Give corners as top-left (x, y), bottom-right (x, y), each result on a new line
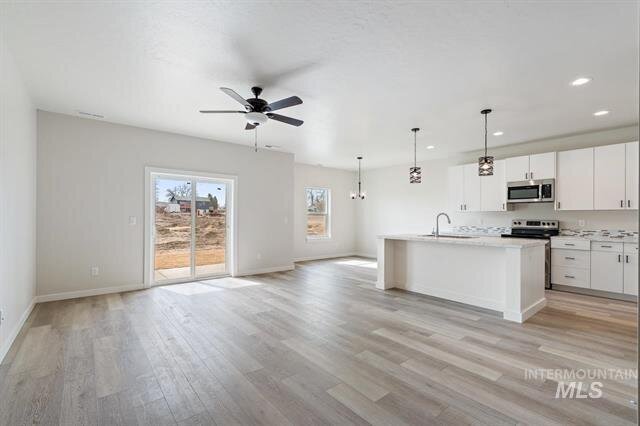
top-left (525, 172), bottom-right (529, 180)
top-left (626, 255), bottom-right (629, 263)
top-left (618, 254), bottom-right (622, 262)
top-left (460, 204), bottom-right (463, 211)
top-left (557, 201), bottom-right (561, 209)
top-left (565, 256), bottom-right (575, 260)
top-left (530, 172), bottom-right (534, 179)
top-left (564, 243), bottom-right (575, 246)
top-left (601, 245), bottom-right (612, 248)
top-left (502, 203), bottom-right (505, 210)
top-left (564, 275), bottom-right (575, 279)
top-left (620, 200), bottom-right (624, 208)
top-left (628, 200), bottom-right (631, 208)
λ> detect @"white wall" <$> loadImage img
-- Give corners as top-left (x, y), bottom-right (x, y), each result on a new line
top-left (356, 125), bottom-right (639, 257)
top-left (294, 164), bottom-right (357, 261)
top-left (37, 111), bottom-right (294, 297)
top-left (0, 33), bottom-right (37, 359)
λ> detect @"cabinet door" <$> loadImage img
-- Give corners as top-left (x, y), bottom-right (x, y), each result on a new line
top-left (556, 148), bottom-right (594, 210)
top-left (462, 163), bottom-right (481, 211)
top-left (594, 143), bottom-right (626, 210)
top-left (505, 155), bottom-right (530, 182)
top-left (481, 160), bottom-right (507, 211)
top-left (448, 165), bottom-right (465, 212)
top-left (591, 251), bottom-right (623, 293)
top-left (529, 152), bottom-right (555, 180)
top-left (626, 141), bottom-right (638, 210)
top-left (624, 253), bottom-right (638, 295)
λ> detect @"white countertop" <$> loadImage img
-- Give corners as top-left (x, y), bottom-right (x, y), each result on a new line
top-left (378, 234), bottom-right (547, 248)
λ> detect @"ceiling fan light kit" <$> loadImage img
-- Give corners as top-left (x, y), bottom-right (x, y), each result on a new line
top-left (478, 108), bottom-right (494, 176)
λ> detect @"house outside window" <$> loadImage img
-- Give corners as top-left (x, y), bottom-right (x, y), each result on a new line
top-left (305, 188), bottom-right (330, 239)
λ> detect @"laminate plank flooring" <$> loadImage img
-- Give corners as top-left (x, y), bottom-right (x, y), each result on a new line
top-left (0, 257), bottom-right (637, 425)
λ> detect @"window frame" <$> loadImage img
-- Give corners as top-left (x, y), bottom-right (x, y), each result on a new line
top-left (304, 187), bottom-right (331, 241)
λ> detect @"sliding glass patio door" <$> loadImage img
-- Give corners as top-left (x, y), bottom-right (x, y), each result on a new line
top-left (151, 172), bottom-right (230, 285)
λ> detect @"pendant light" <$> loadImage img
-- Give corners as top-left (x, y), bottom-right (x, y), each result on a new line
top-left (409, 128), bottom-right (421, 183)
top-left (350, 156), bottom-right (366, 200)
top-left (478, 108), bottom-right (494, 176)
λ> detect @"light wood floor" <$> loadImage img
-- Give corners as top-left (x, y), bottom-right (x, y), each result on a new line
top-left (0, 257), bottom-right (637, 425)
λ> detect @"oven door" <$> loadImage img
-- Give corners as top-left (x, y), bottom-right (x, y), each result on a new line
top-left (507, 182), bottom-right (541, 203)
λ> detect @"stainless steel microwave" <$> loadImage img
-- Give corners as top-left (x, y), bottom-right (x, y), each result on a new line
top-left (507, 179), bottom-right (554, 203)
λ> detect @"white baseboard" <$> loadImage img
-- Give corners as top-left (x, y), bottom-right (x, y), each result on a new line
top-left (293, 252), bottom-right (358, 262)
top-left (0, 297), bottom-right (36, 364)
top-left (234, 264), bottom-right (295, 277)
top-left (504, 297), bottom-right (547, 323)
top-left (35, 284), bottom-right (143, 303)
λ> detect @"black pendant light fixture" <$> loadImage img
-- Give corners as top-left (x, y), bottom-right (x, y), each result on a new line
top-left (350, 156), bottom-right (366, 200)
top-left (478, 108), bottom-right (494, 176)
top-left (409, 128), bottom-right (421, 183)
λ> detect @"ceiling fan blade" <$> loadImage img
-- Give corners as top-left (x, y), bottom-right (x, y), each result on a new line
top-left (199, 110), bottom-right (246, 113)
top-left (267, 113), bottom-right (303, 127)
top-left (266, 96), bottom-right (302, 112)
top-left (220, 87), bottom-right (252, 109)
top-left (245, 123), bottom-right (256, 130)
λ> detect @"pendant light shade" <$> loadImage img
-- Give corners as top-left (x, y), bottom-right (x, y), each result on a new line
top-left (478, 109), bottom-right (494, 176)
top-left (409, 128), bottom-right (421, 183)
top-left (350, 156), bottom-right (366, 200)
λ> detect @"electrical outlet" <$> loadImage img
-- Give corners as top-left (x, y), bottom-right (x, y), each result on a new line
top-left (91, 266), bottom-right (100, 277)
top-left (578, 219), bottom-right (586, 228)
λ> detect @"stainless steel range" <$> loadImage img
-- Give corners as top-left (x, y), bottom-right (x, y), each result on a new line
top-left (501, 219), bottom-right (559, 289)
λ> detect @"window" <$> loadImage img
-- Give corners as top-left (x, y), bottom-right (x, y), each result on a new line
top-left (305, 188), bottom-right (330, 238)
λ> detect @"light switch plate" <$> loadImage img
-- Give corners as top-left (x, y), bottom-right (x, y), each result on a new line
top-left (578, 220), bottom-right (586, 227)
top-left (91, 266), bottom-right (100, 277)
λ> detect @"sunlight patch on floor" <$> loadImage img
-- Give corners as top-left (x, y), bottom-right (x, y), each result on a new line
top-left (160, 281), bottom-right (224, 295)
top-left (199, 277), bottom-right (263, 289)
top-left (335, 259), bottom-right (377, 269)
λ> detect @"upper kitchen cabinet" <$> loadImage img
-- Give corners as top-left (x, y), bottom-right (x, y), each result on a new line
top-left (625, 141), bottom-right (638, 210)
top-left (505, 155), bottom-right (530, 182)
top-left (505, 152), bottom-right (555, 182)
top-left (556, 147), bottom-right (594, 210)
top-left (593, 142), bottom-right (638, 210)
top-left (529, 152), bottom-right (556, 180)
top-left (462, 163), bottom-right (482, 212)
top-left (447, 163), bottom-right (482, 212)
top-left (594, 143), bottom-right (626, 210)
top-left (481, 160), bottom-right (508, 211)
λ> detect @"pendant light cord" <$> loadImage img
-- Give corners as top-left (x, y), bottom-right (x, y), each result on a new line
top-left (413, 131), bottom-right (417, 168)
top-left (484, 113), bottom-right (488, 157)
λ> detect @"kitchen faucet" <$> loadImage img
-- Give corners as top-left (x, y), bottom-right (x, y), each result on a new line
top-left (435, 212), bottom-right (451, 238)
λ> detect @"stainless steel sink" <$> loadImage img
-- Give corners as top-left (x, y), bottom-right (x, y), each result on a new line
top-left (416, 234), bottom-right (475, 239)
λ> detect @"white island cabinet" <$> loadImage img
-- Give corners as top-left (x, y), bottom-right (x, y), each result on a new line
top-left (377, 235), bottom-right (547, 323)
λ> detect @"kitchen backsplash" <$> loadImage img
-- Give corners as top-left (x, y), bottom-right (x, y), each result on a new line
top-left (559, 229), bottom-right (638, 241)
top-left (447, 225), bottom-right (511, 236)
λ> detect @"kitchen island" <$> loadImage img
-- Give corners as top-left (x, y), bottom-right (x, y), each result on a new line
top-left (377, 234), bottom-right (548, 322)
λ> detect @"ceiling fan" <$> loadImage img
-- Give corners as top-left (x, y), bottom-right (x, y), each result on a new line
top-left (200, 86), bottom-right (303, 130)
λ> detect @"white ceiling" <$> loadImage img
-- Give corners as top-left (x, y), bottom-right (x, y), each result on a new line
top-left (1, 1), bottom-right (637, 169)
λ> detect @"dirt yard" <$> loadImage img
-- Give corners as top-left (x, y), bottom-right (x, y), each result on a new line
top-left (154, 211), bottom-right (226, 269)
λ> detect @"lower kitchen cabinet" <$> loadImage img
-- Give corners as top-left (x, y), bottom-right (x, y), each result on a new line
top-left (590, 250), bottom-right (624, 293)
top-left (623, 245), bottom-right (638, 295)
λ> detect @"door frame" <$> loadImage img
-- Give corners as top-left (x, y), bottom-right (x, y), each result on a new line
top-left (144, 166), bottom-right (238, 287)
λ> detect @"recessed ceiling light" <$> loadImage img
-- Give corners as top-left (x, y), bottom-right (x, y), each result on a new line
top-left (426, 145), bottom-right (435, 150)
top-left (593, 110), bottom-right (609, 116)
top-left (493, 131), bottom-right (504, 136)
top-left (571, 77), bottom-right (591, 86)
